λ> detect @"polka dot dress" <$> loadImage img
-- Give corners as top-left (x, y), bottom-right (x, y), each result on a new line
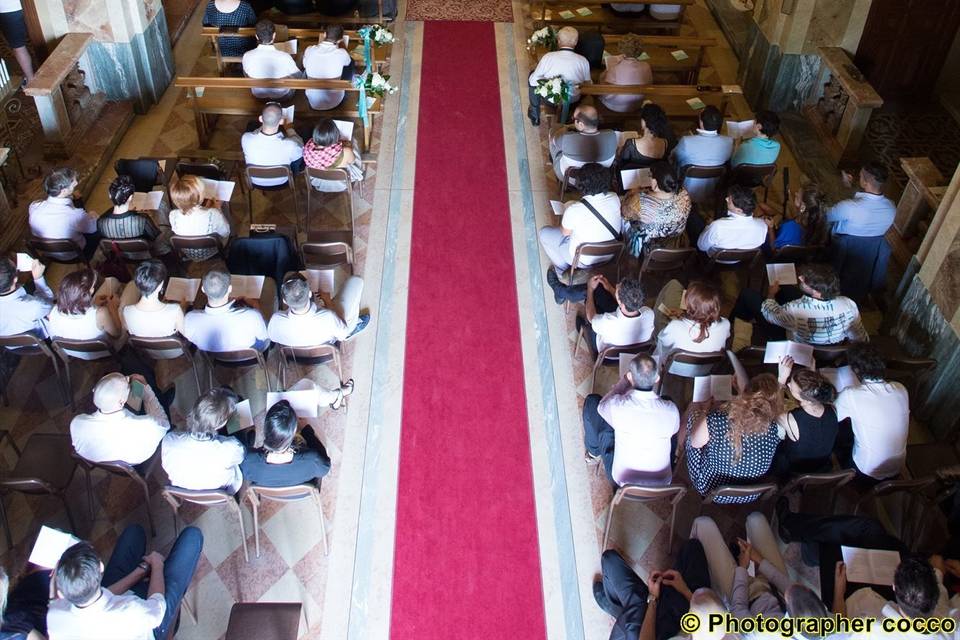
top-left (686, 409), bottom-right (779, 504)
top-left (203, 1), bottom-right (257, 58)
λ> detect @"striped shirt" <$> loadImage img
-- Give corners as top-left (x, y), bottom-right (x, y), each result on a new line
top-left (760, 294), bottom-right (868, 345)
top-left (97, 209), bottom-right (159, 241)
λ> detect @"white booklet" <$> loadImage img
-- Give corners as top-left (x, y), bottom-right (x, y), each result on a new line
top-left (334, 119), bottom-right (354, 141)
top-left (820, 365), bottom-right (859, 393)
top-left (549, 200), bottom-right (566, 217)
top-left (225, 399), bottom-right (254, 435)
top-left (130, 191), bottom-right (164, 211)
top-left (726, 349), bottom-right (749, 394)
top-left (16, 252), bottom-right (33, 271)
top-left (229, 274), bottom-right (264, 300)
top-left (267, 388), bottom-right (320, 417)
top-left (766, 263), bottom-right (798, 286)
top-left (726, 119), bottom-right (757, 140)
top-left (29, 526), bottom-right (81, 569)
top-left (615, 130), bottom-right (639, 149)
top-left (621, 168), bottom-right (653, 190)
top-left (299, 269), bottom-right (334, 294)
top-left (275, 39), bottom-right (298, 55)
top-left (164, 277), bottom-right (201, 304)
top-left (619, 352), bottom-right (635, 378)
top-left (692, 374), bottom-right (733, 402)
top-left (199, 178), bottom-right (236, 202)
top-left (764, 340), bottom-right (814, 368)
top-left (281, 105), bottom-right (295, 125)
top-left (841, 546), bottom-right (900, 586)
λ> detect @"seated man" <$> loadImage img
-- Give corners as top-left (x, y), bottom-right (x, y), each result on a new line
top-left (582, 354), bottom-right (679, 486)
top-left (527, 26), bottom-right (591, 126)
top-left (578, 275), bottom-right (653, 356)
top-left (549, 105), bottom-right (618, 181)
top-left (730, 110), bottom-right (781, 168)
top-left (28, 167), bottom-right (98, 260)
top-left (268, 274), bottom-right (369, 347)
top-left (70, 372), bottom-right (170, 468)
top-left (695, 185), bottom-right (767, 258)
top-left (539, 163), bottom-right (621, 278)
top-left (241, 19), bottom-right (303, 100)
top-left (671, 106), bottom-right (733, 205)
top-left (46, 524), bottom-right (202, 640)
top-left (836, 344), bottom-right (909, 482)
top-left (241, 103), bottom-right (305, 188)
top-left (0, 256), bottom-right (53, 337)
top-left (303, 25), bottom-right (354, 110)
top-left (183, 269), bottom-right (270, 353)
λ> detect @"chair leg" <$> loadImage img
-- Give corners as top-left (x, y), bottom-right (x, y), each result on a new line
top-left (573, 325), bottom-right (585, 359)
top-left (247, 189), bottom-right (254, 226)
top-left (314, 491), bottom-right (328, 556)
top-left (667, 502), bottom-right (678, 555)
top-left (601, 499), bottom-right (615, 551)
top-left (251, 496), bottom-right (261, 559)
top-left (61, 495), bottom-right (78, 535)
top-left (234, 499), bottom-right (249, 562)
top-left (83, 467), bottom-right (95, 521)
top-left (63, 358), bottom-right (75, 412)
top-left (0, 495), bottom-right (10, 550)
top-left (139, 478), bottom-right (156, 537)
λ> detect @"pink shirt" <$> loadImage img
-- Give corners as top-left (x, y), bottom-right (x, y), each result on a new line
top-left (600, 56), bottom-right (653, 113)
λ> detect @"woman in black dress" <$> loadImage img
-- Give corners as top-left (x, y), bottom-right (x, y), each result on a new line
top-left (203, 0), bottom-right (257, 58)
top-left (773, 356), bottom-right (839, 476)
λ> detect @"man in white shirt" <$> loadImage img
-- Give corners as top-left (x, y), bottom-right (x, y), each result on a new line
top-left (582, 354), bottom-right (680, 485)
top-left (303, 24), bottom-right (354, 110)
top-left (671, 106), bottom-right (734, 204)
top-left (540, 163), bottom-right (622, 275)
top-left (268, 274), bottom-right (369, 347)
top-left (28, 166), bottom-right (98, 259)
top-left (695, 185), bottom-right (767, 259)
top-left (70, 372), bottom-right (170, 469)
top-left (549, 105), bottom-right (618, 181)
top-left (835, 344), bottom-right (909, 481)
top-left (578, 275), bottom-right (653, 356)
top-left (0, 256), bottom-right (53, 337)
top-left (242, 19), bottom-right (303, 100)
top-left (183, 269), bottom-right (270, 353)
top-left (241, 103), bottom-right (305, 188)
top-left (527, 26), bottom-right (591, 126)
top-left (47, 524), bottom-right (202, 640)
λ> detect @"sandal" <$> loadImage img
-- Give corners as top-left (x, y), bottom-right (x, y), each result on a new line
top-left (330, 379), bottom-right (355, 410)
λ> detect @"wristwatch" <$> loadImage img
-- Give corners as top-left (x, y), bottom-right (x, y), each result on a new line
top-left (647, 594), bottom-right (658, 604)
top-left (137, 561), bottom-right (150, 572)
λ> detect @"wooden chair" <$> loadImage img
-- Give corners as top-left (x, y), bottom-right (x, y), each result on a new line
top-left (559, 165), bottom-right (581, 202)
top-left (202, 348), bottom-right (273, 393)
top-left (225, 602), bottom-right (302, 640)
top-left (705, 247), bottom-right (763, 289)
top-left (304, 167), bottom-right (356, 234)
top-left (246, 482), bottom-right (328, 558)
top-left (162, 486), bottom-right (249, 562)
top-left (574, 337), bottom-right (654, 393)
top-left (640, 247), bottom-right (696, 280)
top-left (777, 469), bottom-right (856, 514)
top-left (854, 477), bottom-right (937, 551)
top-left (277, 344), bottom-right (342, 390)
top-left (0, 333), bottom-right (69, 406)
top-left (657, 349), bottom-right (725, 395)
top-left (812, 343), bottom-right (850, 367)
top-left (176, 159), bottom-right (227, 182)
top-left (170, 234), bottom-right (227, 265)
top-left (560, 240), bottom-right (625, 313)
top-left (603, 484), bottom-right (687, 553)
top-left (770, 244), bottom-right (825, 263)
top-left (50, 337), bottom-right (119, 411)
top-left (884, 354), bottom-right (937, 401)
top-left (679, 165), bottom-right (727, 215)
top-left (730, 162), bottom-right (777, 202)
top-left (26, 236), bottom-right (88, 266)
top-left (128, 335), bottom-right (205, 396)
top-left (98, 238), bottom-right (153, 263)
top-left (300, 234), bottom-right (354, 276)
top-left (701, 482), bottom-right (778, 508)
top-left (0, 433), bottom-right (80, 548)
top-left (73, 450), bottom-right (159, 536)
top-left (244, 166), bottom-right (299, 229)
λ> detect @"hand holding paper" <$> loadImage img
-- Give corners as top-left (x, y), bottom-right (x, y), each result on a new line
top-left (199, 178), bottom-right (236, 202)
top-left (766, 263), bottom-right (798, 286)
top-left (763, 341), bottom-right (814, 368)
top-left (621, 168), bottom-right (653, 191)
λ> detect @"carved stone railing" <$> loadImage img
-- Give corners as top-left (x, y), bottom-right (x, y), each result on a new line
top-left (893, 158), bottom-right (948, 247)
top-left (803, 47), bottom-right (883, 165)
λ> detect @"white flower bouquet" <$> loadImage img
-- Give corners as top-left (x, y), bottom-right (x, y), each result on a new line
top-left (355, 71), bottom-right (397, 98)
top-left (527, 26), bottom-right (558, 51)
top-left (358, 24), bottom-right (395, 46)
top-left (535, 75), bottom-right (572, 105)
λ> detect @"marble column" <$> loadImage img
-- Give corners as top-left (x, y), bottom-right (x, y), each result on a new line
top-left (30, 0), bottom-right (174, 113)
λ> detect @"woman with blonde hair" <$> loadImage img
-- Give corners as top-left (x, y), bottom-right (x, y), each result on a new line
top-left (653, 279), bottom-right (730, 361)
top-left (168, 175), bottom-right (231, 261)
top-left (599, 33), bottom-right (652, 113)
top-left (686, 373), bottom-right (783, 503)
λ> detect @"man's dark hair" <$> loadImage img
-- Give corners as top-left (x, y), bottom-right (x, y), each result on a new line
top-left (728, 184), bottom-right (757, 215)
top-left (628, 354), bottom-right (658, 391)
top-left (255, 19), bottom-right (276, 44)
top-left (134, 259), bottom-right (167, 297)
top-left (55, 542), bottom-right (103, 605)
top-left (263, 400), bottom-right (298, 453)
top-left (894, 557), bottom-right (940, 618)
top-left (44, 167), bottom-right (77, 198)
top-left (0, 258), bottom-right (16, 292)
top-left (700, 106), bottom-right (722, 132)
top-left (324, 25), bottom-right (344, 42)
top-left (577, 163), bottom-right (612, 196)
top-left (799, 263), bottom-right (841, 300)
top-left (108, 175), bottom-right (136, 207)
top-left (863, 161), bottom-right (888, 186)
top-left (617, 278), bottom-right (644, 313)
top-left (847, 343), bottom-right (886, 382)
top-left (756, 110), bottom-right (780, 137)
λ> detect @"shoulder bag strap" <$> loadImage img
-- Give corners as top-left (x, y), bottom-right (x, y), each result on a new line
top-left (580, 197), bottom-right (622, 242)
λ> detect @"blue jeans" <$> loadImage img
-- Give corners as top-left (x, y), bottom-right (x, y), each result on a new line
top-left (101, 525), bottom-right (204, 639)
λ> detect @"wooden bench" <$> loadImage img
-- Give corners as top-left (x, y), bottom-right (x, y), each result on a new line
top-left (260, 1), bottom-right (391, 26)
top-left (532, 0), bottom-right (693, 31)
top-left (530, 34), bottom-right (716, 85)
top-left (573, 83), bottom-right (743, 129)
top-left (201, 27), bottom-right (392, 74)
top-left (174, 76), bottom-right (384, 151)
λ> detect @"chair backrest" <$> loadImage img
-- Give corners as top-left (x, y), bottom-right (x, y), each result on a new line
top-left (731, 162), bottom-right (777, 188)
top-left (886, 356), bottom-right (937, 376)
top-left (115, 158), bottom-right (163, 191)
top-left (866, 477), bottom-right (936, 500)
top-left (771, 244), bottom-right (824, 263)
top-left (71, 449), bottom-right (140, 480)
top-left (245, 165), bottom-right (294, 190)
top-left (708, 247), bottom-right (762, 268)
top-left (300, 242), bottom-right (353, 270)
top-left (703, 482), bottom-right (778, 505)
top-left (571, 240), bottom-right (623, 271)
top-left (26, 236), bottom-right (84, 264)
top-left (249, 483), bottom-right (318, 503)
top-left (812, 344), bottom-right (850, 366)
top-left (781, 469), bottom-right (856, 496)
top-left (170, 234), bottom-right (224, 261)
top-left (225, 602), bottom-right (303, 640)
top-left (176, 161), bottom-right (225, 181)
top-left (598, 340), bottom-right (654, 365)
top-left (128, 335), bottom-right (191, 361)
top-left (51, 337), bottom-right (116, 360)
top-left (163, 485), bottom-right (233, 507)
top-left (641, 247), bottom-right (696, 273)
top-left (204, 348), bottom-right (262, 365)
top-left (0, 332), bottom-right (52, 356)
top-left (681, 164), bottom-right (727, 181)
top-left (305, 166), bottom-right (350, 188)
top-left (279, 343), bottom-right (339, 365)
top-left (660, 349), bottom-right (725, 379)
top-left (99, 238), bottom-right (153, 262)
top-left (856, 477), bottom-right (938, 549)
top-left (613, 484), bottom-right (687, 508)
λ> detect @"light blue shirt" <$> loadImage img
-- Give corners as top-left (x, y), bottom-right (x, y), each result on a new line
top-left (730, 137), bottom-right (780, 167)
top-left (672, 130), bottom-right (734, 204)
top-left (0, 276), bottom-right (54, 337)
top-left (827, 191), bottom-right (896, 237)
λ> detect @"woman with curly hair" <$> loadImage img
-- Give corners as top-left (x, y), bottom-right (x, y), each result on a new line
top-left (599, 34), bottom-right (652, 113)
top-left (686, 372), bottom-right (783, 503)
top-left (621, 161), bottom-right (691, 257)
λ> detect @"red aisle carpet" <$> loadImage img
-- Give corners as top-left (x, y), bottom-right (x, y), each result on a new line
top-left (390, 22), bottom-right (547, 639)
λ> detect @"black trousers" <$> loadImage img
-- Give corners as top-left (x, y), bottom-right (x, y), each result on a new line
top-left (603, 541), bottom-right (711, 640)
top-left (583, 393), bottom-right (615, 485)
top-left (576, 286), bottom-right (619, 357)
top-left (729, 286), bottom-right (804, 344)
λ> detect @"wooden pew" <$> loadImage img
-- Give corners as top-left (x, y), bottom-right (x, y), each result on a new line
top-left (531, 0), bottom-right (693, 32)
top-left (574, 83), bottom-right (743, 129)
top-left (530, 34), bottom-right (717, 85)
top-left (260, 1), bottom-right (390, 26)
top-left (201, 27), bottom-right (392, 74)
top-left (174, 76), bottom-right (384, 151)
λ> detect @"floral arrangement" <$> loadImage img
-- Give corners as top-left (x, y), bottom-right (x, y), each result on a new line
top-left (534, 75), bottom-right (572, 105)
top-left (355, 71), bottom-right (397, 98)
top-left (527, 26), bottom-right (558, 51)
top-left (358, 24), bottom-right (395, 46)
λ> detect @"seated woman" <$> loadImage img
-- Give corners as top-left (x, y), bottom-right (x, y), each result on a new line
top-left (202, 0), bottom-right (257, 58)
top-left (653, 279), bottom-right (730, 362)
top-left (685, 373), bottom-right (783, 503)
top-left (599, 34), bottom-right (652, 114)
top-left (303, 119), bottom-right (364, 192)
top-left (241, 398), bottom-right (332, 487)
top-left (772, 357), bottom-right (839, 476)
top-left (618, 103), bottom-right (675, 170)
top-left (169, 175), bottom-right (231, 261)
top-left (762, 184), bottom-right (829, 254)
top-left (161, 388), bottom-right (245, 494)
top-left (621, 161), bottom-right (691, 258)
top-left (46, 268), bottom-right (125, 358)
top-left (122, 259), bottom-right (185, 339)
top-left (97, 175), bottom-right (168, 256)
top-left (0, 566), bottom-right (50, 640)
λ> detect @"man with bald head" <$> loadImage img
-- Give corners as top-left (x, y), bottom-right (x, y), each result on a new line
top-left (527, 26), bottom-right (592, 126)
top-left (549, 104), bottom-right (618, 181)
top-left (241, 102), bottom-right (305, 187)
